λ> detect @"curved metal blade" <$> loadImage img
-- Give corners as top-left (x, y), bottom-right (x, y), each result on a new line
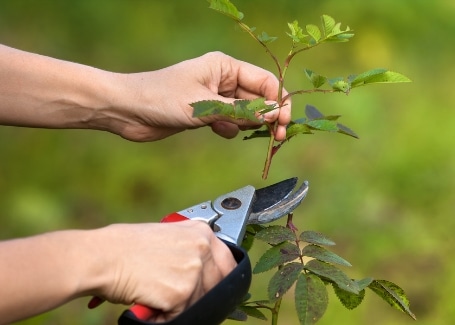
top-left (248, 180), bottom-right (309, 224)
top-left (251, 177), bottom-right (298, 214)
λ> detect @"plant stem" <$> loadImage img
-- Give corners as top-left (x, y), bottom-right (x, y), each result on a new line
top-left (262, 125), bottom-right (276, 179)
top-left (282, 88), bottom-right (335, 102)
top-left (236, 22), bottom-right (328, 179)
top-left (237, 21), bottom-right (282, 76)
top-left (271, 298), bottom-right (283, 325)
top-left (232, 18), bottom-right (333, 179)
top-left (287, 213), bottom-right (306, 265)
top-left (234, 21), bottom-right (284, 180)
top-left (261, 50), bottom-right (293, 179)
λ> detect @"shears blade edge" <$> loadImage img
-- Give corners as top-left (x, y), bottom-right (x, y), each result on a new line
top-left (251, 177), bottom-right (298, 214)
top-left (248, 180), bottom-right (309, 224)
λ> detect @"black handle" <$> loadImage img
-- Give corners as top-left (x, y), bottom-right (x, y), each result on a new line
top-left (118, 241), bottom-right (251, 325)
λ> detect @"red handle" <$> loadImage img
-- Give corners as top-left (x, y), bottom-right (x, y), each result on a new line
top-left (125, 213), bottom-right (190, 321)
top-left (160, 213), bottom-right (189, 223)
top-left (127, 304), bottom-right (156, 321)
top-left (87, 213), bottom-right (190, 318)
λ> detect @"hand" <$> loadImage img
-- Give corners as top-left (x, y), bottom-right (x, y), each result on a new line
top-left (97, 52), bottom-right (291, 141)
top-left (1, 46), bottom-right (290, 142)
top-left (91, 221), bottom-right (237, 322)
top-left (0, 221), bottom-right (236, 324)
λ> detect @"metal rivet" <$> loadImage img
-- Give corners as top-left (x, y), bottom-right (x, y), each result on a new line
top-left (221, 197), bottom-right (242, 210)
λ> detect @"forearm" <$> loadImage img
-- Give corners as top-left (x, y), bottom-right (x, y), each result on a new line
top-left (0, 221), bottom-right (237, 324)
top-left (0, 230), bottom-right (106, 324)
top-left (0, 45), bottom-right (290, 141)
top-left (0, 44), bottom-right (129, 131)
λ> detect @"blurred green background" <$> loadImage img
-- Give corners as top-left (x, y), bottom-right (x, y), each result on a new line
top-left (0, 0), bottom-right (453, 324)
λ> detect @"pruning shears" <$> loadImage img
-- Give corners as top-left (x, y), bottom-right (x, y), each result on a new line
top-left (92, 177), bottom-right (309, 325)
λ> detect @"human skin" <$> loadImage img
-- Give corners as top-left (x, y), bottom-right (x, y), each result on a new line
top-left (0, 44), bottom-right (291, 323)
top-left (0, 222), bottom-right (236, 324)
top-left (0, 45), bottom-right (290, 141)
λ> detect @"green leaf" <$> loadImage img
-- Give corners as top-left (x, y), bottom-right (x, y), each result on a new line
top-left (228, 99), bottom-right (263, 120)
top-left (357, 277), bottom-right (374, 290)
top-left (268, 262), bottom-right (304, 302)
top-left (332, 283), bottom-right (365, 310)
top-left (305, 260), bottom-right (360, 294)
top-left (253, 242), bottom-right (301, 274)
top-left (326, 32), bottom-right (355, 42)
top-left (337, 123), bottom-right (359, 139)
top-left (235, 98), bottom-right (276, 120)
top-left (286, 122), bottom-right (313, 139)
top-left (250, 299), bottom-right (273, 306)
top-left (350, 69), bottom-right (412, 88)
top-left (255, 225), bottom-right (296, 245)
top-left (348, 68), bottom-right (387, 86)
top-left (227, 308), bottom-right (248, 321)
top-left (287, 20), bottom-right (308, 44)
top-left (321, 15), bottom-right (336, 36)
top-left (305, 105), bottom-right (341, 119)
top-left (243, 97), bottom-right (277, 112)
top-left (258, 31), bottom-right (278, 43)
top-left (191, 98), bottom-right (274, 122)
top-left (241, 234), bottom-right (255, 251)
top-left (191, 100), bottom-right (231, 118)
top-left (325, 22), bottom-right (354, 42)
top-left (241, 292), bottom-right (252, 302)
top-left (304, 69), bottom-right (327, 89)
top-left (243, 128), bottom-right (270, 140)
top-left (325, 115), bottom-right (342, 121)
top-left (328, 78), bottom-right (351, 94)
top-left (368, 280), bottom-right (416, 320)
top-left (301, 244), bottom-right (352, 267)
top-left (307, 119), bottom-right (339, 132)
top-left (242, 224), bottom-right (265, 251)
top-left (237, 305), bottom-right (268, 321)
top-left (208, 0), bottom-right (244, 20)
top-left (305, 105), bottom-right (324, 119)
top-left (295, 273), bottom-right (329, 325)
top-left (306, 24), bottom-right (321, 42)
top-left (300, 230), bottom-right (336, 246)
top-left (246, 224), bottom-right (266, 235)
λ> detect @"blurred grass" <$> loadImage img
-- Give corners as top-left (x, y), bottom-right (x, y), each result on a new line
top-left (1, 0), bottom-right (454, 324)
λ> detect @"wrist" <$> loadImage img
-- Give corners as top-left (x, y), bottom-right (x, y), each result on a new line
top-left (85, 71), bottom-right (178, 142)
top-left (68, 227), bottom-right (115, 299)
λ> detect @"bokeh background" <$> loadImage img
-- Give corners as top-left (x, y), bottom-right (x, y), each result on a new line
top-left (1, 1), bottom-right (453, 324)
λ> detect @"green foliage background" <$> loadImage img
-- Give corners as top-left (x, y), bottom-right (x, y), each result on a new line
top-left (0, 1), bottom-right (453, 324)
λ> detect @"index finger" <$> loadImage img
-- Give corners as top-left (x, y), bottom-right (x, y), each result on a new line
top-left (226, 58), bottom-right (281, 101)
top-left (233, 58), bottom-right (292, 130)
